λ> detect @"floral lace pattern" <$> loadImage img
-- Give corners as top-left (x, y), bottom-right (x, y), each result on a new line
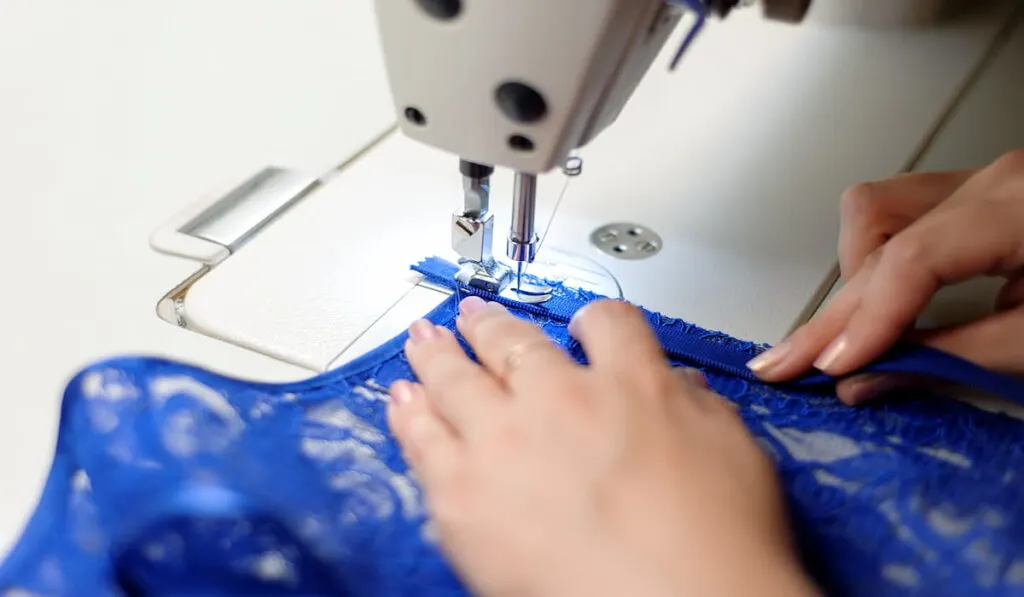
top-left (1, 257), bottom-right (1023, 596)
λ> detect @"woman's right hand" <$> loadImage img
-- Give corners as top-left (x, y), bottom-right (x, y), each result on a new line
top-left (748, 150), bottom-right (1024, 403)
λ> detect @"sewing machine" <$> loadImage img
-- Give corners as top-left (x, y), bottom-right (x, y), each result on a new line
top-left (144, 0), bottom-right (1023, 374)
top-left (1, 0), bottom-right (1022, 557)
top-left (373, 0), bottom-right (816, 299)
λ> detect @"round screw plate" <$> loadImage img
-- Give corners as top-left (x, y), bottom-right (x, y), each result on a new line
top-left (589, 223), bottom-right (662, 260)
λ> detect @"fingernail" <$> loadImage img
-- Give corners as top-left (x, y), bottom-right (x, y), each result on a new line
top-left (390, 381), bottom-right (414, 405)
top-left (459, 296), bottom-right (487, 318)
top-left (815, 335), bottom-right (849, 372)
top-left (746, 342), bottom-right (790, 375)
top-left (408, 319), bottom-right (438, 344)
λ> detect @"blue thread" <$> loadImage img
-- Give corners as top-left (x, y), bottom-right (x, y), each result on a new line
top-left (2, 256), bottom-right (1023, 596)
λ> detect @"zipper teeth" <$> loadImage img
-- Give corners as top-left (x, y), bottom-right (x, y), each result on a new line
top-left (414, 262), bottom-right (759, 380)
top-left (414, 260), bottom-right (1024, 401)
top-left (414, 265), bottom-right (566, 319)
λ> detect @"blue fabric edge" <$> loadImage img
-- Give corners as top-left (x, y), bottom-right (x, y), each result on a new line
top-left (0, 284), bottom-right (463, 584)
top-left (412, 256), bottom-right (1024, 403)
top-left (3, 255), bottom-right (1023, 586)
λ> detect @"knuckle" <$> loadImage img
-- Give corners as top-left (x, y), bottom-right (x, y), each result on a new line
top-left (991, 149), bottom-right (1024, 175)
top-left (489, 420), bottom-right (528, 451)
top-left (405, 411), bottom-right (438, 446)
top-left (839, 182), bottom-right (882, 217)
top-left (554, 374), bottom-right (601, 411)
top-left (632, 366), bottom-right (678, 401)
top-left (580, 299), bottom-right (642, 329)
top-left (470, 306), bottom-right (519, 339)
top-left (881, 233), bottom-right (927, 272)
top-left (503, 344), bottom-right (559, 381)
top-left (410, 335), bottom-right (453, 365)
top-left (414, 347), bottom-right (455, 377)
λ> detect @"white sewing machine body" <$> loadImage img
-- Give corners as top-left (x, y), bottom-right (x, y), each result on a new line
top-left (151, 1), bottom-right (1024, 374)
top-left (374, 0), bottom-right (685, 175)
top-left (1, 0), bottom-right (1023, 558)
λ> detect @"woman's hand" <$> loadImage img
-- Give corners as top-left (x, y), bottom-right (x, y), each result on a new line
top-left (748, 150), bottom-right (1024, 403)
top-left (389, 297), bottom-right (817, 597)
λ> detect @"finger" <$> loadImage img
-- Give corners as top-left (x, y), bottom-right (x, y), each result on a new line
top-left (388, 381), bottom-right (463, 485)
top-left (748, 259), bottom-right (876, 381)
top-left (996, 274), bottom-right (1024, 311)
top-left (838, 170), bottom-right (975, 278)
top-left (674, 368), bottom-right (740, 413)
top-left (916, 308), bottom-right (1024, 376)
top-left (455, 296), bottom-right (576, 393)
top-left (568, 300), bottom-right (669, 380)
top-left (815, 196), bottom-right (1024, 376)
top-left (404, 319), bottom-right (506, 431)
top-left (836, 373), bottom-right (936, 405)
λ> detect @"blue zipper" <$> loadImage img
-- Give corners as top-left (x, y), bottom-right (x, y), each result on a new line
top-left (412, 257), bottom-right (1024, 404)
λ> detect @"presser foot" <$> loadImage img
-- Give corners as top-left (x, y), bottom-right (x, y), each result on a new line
top-left (500, 276), bottom-right (554, 304)
top-left (454, 259), bottom-right (553, 304)
top-left (454, 259), bottom-right (510, 294)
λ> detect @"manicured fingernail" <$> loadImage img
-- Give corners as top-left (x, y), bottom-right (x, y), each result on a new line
top-left (746, 342), bottom-right (790, 375)
top-left (459, 296), bottom-right (488, 318)
top-left (408, 319), bottom-right (438, 344)
top-left (390, 381), bottom-right (414, 405)
top-left (815, 335), bottom-right (849, 372)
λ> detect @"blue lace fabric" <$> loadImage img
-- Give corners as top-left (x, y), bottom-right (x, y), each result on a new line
top-left (2, 257), bottom-right (1024, 597)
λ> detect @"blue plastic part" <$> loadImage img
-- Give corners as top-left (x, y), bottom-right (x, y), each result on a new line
top-left (667, 0), bottom-right (710, 70)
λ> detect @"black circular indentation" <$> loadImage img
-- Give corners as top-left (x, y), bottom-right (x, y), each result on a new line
top-left (508, 135), bottom-right (535, 152)
top-left (415, 0), bottom-right (462, 20)
top-left (404, 107), bottom-right (427, 126)
top-left (495, 82), bottom-right (548, 124)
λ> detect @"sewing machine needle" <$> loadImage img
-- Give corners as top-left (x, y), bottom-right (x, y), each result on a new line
top-left (516, 262), bottom-right (523, 294)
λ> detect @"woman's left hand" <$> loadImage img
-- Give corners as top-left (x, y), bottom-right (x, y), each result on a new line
top-left (747, 154), bottom-right (1024, 403)
top-left (388, 296), bottom-right (818, 597)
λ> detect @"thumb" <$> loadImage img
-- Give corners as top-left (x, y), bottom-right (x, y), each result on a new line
top-left (995, 274), bottom-right (1024, 312)
top-left (916, 306), bottom-right (1024, 376)
top-left (836, 372), bottom-right (938, 405)
top-left (836, 308), bottom-right (1024, 405)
